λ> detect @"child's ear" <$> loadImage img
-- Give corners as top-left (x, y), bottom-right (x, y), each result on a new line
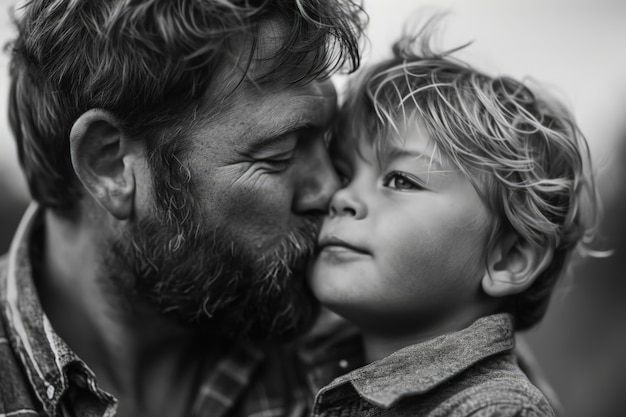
top-left (69, 109), bottom-right (138, 220)
top-left (482, 233), bottom-right (554, 297)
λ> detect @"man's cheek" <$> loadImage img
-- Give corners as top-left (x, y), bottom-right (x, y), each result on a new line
top-left (225, 189), bottom-right (293, 244)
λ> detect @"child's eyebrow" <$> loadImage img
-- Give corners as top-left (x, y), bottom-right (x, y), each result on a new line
top-left (386, 147), bottom-right (446, 172)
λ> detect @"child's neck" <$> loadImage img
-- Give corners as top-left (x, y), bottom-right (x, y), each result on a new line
top-left (361, 312), bottom-right (491, 363)
top-left (363, 332), bottom-right (435, 362)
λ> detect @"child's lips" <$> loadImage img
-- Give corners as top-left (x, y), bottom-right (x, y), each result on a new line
top-left (317, 235), bottom-right (369, 256)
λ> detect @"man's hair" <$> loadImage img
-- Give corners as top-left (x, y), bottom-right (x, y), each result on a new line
top-left (8, 0), bottom-right (365, 211)
top-left (338, 27), bottom-right (597, 330)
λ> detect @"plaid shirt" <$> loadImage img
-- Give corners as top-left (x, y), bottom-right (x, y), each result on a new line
top-left (0, 204), bottom-right (364, 417)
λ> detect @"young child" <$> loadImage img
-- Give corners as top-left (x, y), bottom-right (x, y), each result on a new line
top-left (308, 30), bottom-right (596, 417)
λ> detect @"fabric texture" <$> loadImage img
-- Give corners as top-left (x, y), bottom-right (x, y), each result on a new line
top-left (312, 314), bottom-right (556, 417)
top-left (0, 204), bottom-right (364, 417)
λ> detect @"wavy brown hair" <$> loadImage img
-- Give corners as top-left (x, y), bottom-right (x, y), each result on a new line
top-left (8, 0), bottom-right (366, 211)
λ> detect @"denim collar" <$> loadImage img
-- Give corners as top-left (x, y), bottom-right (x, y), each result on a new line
top-left (321, 313), bottom-right (515, 409)
top-left (2, 203), bottom-right (271, 417)
top-left (2, 203), bottom-right (118, 416)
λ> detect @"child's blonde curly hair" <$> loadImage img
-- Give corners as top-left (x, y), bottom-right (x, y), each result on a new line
top-left (338, 21), bottom-right (598, 330)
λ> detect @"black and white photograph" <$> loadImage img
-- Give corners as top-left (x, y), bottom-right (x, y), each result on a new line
top-left (0, 1), bottom-right (624, 416)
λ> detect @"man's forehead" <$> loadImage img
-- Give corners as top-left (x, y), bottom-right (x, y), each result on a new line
top-left (191, 78), bottom-right (338, 159)
top-left (231, 77), bottom-right (335, 118)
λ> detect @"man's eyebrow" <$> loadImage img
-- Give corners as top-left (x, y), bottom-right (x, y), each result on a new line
top-left (244, 120), bottom-right (313, 154)
top-left (240, 91), bottom-right (336, 154)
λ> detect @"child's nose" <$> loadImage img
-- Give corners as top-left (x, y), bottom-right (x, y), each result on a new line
top-left (329, 185), bottom-right (367, 219)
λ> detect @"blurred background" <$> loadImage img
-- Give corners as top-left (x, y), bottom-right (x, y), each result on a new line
top-left (1, 1), bottom-right (624, 416)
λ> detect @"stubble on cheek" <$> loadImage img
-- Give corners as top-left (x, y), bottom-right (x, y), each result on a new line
top-left (213, 174), bottom-right (295, 251)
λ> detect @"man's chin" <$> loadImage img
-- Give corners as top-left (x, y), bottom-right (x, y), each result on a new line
top-left (123, 273), bottom-right (320, 342)
top-left (112, 203), bottom-right (323, 340)
top-left (208, 278), bottom-right (320, 342)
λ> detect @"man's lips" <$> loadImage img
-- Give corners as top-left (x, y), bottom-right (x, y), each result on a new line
top-left (317, 236), bottom-right (369, 255)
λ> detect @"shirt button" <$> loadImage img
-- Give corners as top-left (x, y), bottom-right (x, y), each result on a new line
top-left (339, 359), bottom-right (349, 369)
top-left (47, 385), bottom-right (55, 399)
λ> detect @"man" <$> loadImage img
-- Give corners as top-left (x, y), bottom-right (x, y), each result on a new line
top-left (0, 1), bottom-right (365, 416)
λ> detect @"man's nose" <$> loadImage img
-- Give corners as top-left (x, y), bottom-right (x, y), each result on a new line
top-left (292, 140), bottom-right (341, 214)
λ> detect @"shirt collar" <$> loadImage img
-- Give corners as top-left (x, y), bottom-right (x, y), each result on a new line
top-left (2, 202), bottom-right (117, 416)
top-left (2, 203), bottom-right (272, 417)
top-left (320, 313), bottom-right (515, 409)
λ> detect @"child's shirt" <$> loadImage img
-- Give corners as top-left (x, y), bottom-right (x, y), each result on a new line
top-left (311, 313), bottom-right (555, 417)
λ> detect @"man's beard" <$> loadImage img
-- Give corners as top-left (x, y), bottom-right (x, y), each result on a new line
top-left (111, 211), bottom-right (321, 341)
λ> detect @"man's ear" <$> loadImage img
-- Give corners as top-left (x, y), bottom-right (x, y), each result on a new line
top-left (69, 109), bottom-right (138, 220)
top-left (482, 233), bottom-right (554, 297)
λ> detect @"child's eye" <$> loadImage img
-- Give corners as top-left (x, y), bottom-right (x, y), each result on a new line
top-left (337, 170), bottom-right (351, 187)
top-left (332, 161), bottom-right (352, 187)
top-left (383, 171), bottom-right (424, 191)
